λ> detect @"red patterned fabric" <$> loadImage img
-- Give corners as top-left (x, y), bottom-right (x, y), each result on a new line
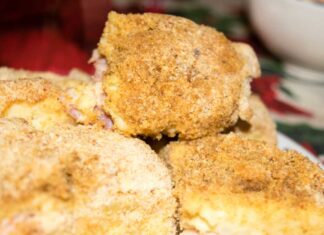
top-left (0, 28), bottom-right (93, 75)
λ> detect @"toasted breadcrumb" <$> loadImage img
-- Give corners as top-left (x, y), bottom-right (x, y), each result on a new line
top-left (0, 67), bottom-right (108, 130)
top-left (0, 118), bottom-right (176, 235)
top-left (98, 12), bottom-right (260, 139)
top-left (161, 134), bottom-right (324, 235)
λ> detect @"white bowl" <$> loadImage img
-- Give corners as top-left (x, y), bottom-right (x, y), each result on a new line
top-left (248, 0), bottom-right (324, 81)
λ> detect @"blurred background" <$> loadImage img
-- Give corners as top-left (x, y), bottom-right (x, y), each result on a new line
top-left (0, 0), bottom-right (323, 161)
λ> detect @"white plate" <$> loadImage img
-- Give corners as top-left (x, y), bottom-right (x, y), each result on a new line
top-left (277, 132), bottom-right (323, 169)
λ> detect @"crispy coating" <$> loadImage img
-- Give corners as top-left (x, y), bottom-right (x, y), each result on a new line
top-left (0, 118), bottom-right (176, 235)
top-left (0, 67), bottom-right (105, 130)
top-left (98, 12), bottom-right (260, 139)
top-left (230, 94), bottom-right (277, 145)
top-left (0, 78), bottom-right (74, 130)
top-left (161, 134), bottom-right (324, 234)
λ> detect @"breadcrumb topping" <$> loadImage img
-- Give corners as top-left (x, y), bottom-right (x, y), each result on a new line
top-left (161, 134), bottom-right (324, 234)
top-left (0, 119), bottom-right (176, 234)
top-left (98, 12), bottom-right (260, 139)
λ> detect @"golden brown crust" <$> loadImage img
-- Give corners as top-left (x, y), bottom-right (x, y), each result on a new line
top-left (161, 134), bottom-right (324, 234)
top-left (0, 67), bottom-right (105, 130)
top-left (0, 78), bottom-right (60, 112)
top-left (0, 118), bottom-right (176, 235)
top-left (0, 78), bottom-right (75, 130)
top-left (98, 12), bottom-right (260, 139)
top-left (231, 95), bottom-right (277, 145)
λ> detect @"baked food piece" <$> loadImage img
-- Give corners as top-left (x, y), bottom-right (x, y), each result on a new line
top-left (0, 67), bottom-right (109, 130)
top-left (230, 94), bottom-right (277, 145)
top-left (160, 134), bottom-right (324, 235)
top-left (96, 12), bottom-right (260, 139)
top-left (0, 118), bottom-right (176, 235)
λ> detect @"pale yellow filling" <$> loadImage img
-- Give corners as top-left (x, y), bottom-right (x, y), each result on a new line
top-left (181, 194), bottom-right (324, 235)
top-left (3, 98), bottom-right (73, 130)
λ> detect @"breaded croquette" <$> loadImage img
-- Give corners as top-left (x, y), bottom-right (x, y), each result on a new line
top-left (0, 118), bottom-right (176, 235)
top-left (160, 134), bottom-right (324, 235)
top-left (230, 94), bottom-right (277, 145)
top-left (96, 12), bottom-right (260, 139)
top-left (0, 67), bottom-right (110, 130)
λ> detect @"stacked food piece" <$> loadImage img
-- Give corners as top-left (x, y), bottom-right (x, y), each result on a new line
top-left (96, 12), bottom-right (259, 139)
top-left (0, 12), bottom-right (322, 235)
